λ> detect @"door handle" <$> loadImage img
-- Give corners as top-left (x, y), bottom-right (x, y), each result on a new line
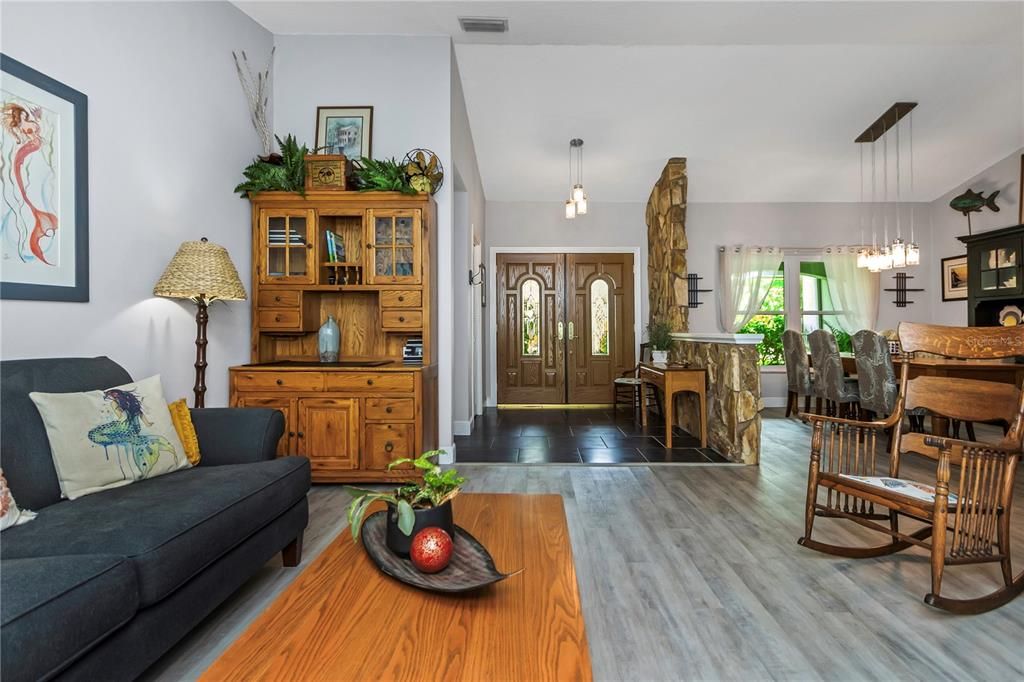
top-left (568, 321), bottom-right (575, 340)
top-left (558, 321), bottom-right (564, 340)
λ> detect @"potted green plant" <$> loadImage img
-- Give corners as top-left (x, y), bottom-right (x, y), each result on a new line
top-left (234, 134), bottom-right (308, 197)
top-left (346, 451), bottom-right (465, 555)
top-left (647, 320), bottom-right (675, 364)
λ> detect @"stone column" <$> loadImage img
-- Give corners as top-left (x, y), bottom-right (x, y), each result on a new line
top-left (646, 158), bottom-right (689, 331)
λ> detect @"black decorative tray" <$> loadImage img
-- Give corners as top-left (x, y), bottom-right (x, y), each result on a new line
top-left (360, 511), bottom-right (521, 593)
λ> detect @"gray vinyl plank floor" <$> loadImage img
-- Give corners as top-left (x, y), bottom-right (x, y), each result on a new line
top-left (145, 410), bottom-right (1024, 681)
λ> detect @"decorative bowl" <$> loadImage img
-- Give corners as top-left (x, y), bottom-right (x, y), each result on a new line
top-left (360, 510), bottom-right (521, 593)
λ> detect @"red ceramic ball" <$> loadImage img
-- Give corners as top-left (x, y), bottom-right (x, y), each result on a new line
top-left (410, 526), bottom-right (453, 573)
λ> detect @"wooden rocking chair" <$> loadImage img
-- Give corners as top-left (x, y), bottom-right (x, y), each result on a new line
top-left (798, 322), bottom-right (1024, 614)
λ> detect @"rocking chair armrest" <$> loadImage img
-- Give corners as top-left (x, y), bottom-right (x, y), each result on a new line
top-left (903, 433), bottom-right (1021, 467)
top-left (619, 365), bottom-right (641, 378)
top-left (801, 411), bottom-right (895, 431)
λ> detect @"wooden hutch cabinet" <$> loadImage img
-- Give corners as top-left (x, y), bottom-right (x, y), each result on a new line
top-left (229, 191), bottom-right (438, 483)
top-left (959, 223), bottom-right (1024, 326)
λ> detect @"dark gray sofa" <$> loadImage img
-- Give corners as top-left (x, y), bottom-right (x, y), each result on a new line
top-left (0, 357), bottom-right (311, 682)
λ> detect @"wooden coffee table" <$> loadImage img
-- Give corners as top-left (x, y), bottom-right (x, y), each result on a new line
top-left (202, 493), bottom-right (592, 681)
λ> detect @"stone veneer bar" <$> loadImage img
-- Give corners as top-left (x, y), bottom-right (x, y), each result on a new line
top-left (669, 333), bottom-right (764, 464)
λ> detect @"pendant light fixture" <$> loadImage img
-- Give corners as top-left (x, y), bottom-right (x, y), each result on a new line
top-left (906, 110), bottom-right (921, 266)
top-left (565, 138), bottom-right (587, 219)
top-left (855, 102), bottom-right (919, 270)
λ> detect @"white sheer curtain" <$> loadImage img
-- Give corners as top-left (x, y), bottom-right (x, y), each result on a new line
top-left (718, 246), bottom-right (784, 332)
top-left (821, 245), bottom-right (879, 333)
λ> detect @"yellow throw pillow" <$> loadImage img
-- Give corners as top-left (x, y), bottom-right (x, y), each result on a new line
top-left (168, 399), bottom-right (201, 466)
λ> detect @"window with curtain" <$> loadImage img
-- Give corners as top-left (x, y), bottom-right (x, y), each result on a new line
top-left (738, 260), bottom-right (853, 366)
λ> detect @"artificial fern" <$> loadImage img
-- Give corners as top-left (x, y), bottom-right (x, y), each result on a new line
top-left (351, 157), bottom-right (417, 195)
top-left (234, 134), bottom-right (308, 197)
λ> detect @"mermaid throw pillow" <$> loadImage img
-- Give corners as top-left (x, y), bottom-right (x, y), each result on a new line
top-left (30, 375), bottom-right (191, 500)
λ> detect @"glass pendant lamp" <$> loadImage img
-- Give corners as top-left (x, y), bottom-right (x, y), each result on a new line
top-left (565, 198), bottom-right (576, 220)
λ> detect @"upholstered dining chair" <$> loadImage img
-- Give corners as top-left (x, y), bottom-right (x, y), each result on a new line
top-left (852, 329), bottom-right (926, 437)
top-left (614, 343), bottom-right (663, 417)
top-left (782, 330), bottom-right (815, 417)
top-left (808, 329), bottom-right (860, 418)
top-left (799, 322), bottom-right (1024, 614)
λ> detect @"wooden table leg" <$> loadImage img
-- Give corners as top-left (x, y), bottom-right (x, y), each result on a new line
top-left (931, 415), bottom-right (950, 437)
top-left (640, 381), bottom-right (648, 427)
top-left (698, 385), bottom-right (707, 449)
top-left (664, 382), bottom-right (674, 449)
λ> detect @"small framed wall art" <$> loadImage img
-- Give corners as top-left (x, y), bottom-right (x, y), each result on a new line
top-left (941, 255), bottom-right (968, 301)
top-left (315, 106), bottom-right (372, 160)
top-left (1, 54), bottom-right (89, 301)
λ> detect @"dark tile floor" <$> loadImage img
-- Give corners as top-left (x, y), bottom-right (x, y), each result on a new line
top-left (454, 407), bottom-right (729, 464)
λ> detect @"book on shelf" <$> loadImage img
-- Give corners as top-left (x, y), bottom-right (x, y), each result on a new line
top-left (323, 230), bottom-right (346, 263)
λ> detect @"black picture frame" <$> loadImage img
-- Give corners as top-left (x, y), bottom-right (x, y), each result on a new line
top-left (0, 53), bottom-right (89, 302)
top-left (940, 255), bottom-right (968, 302)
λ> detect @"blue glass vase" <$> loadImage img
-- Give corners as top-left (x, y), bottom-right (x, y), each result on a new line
top-left (318, 315), bottom-right (340, 363)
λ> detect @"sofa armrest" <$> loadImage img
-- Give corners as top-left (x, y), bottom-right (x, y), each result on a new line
top-left (190, 408), bottom-right (284, 466)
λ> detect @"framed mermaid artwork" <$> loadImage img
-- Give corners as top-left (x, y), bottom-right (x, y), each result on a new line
top-left (1, 54), bottom-right (88, 301)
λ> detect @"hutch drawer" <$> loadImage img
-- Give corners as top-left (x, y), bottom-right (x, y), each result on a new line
top-left (380, 290), bottom-right (422, 308)
top-left (258, 309), bottom-right (303, 330)
top-left (235, 371), bottom-right (324, 392)
top-left (325, 372), bottom-right (415, 393)
top-left (258, 290), bottom-right (302, 307)
top-left (381, 310), bottom-right (423, 330)
top-left (365, 397), bottom-right (416, 421)
top-left (364, 423), bottom-right (415, 469)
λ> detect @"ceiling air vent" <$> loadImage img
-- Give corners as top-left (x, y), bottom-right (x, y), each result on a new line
top-left (458, 16), bottom-right (509, 33)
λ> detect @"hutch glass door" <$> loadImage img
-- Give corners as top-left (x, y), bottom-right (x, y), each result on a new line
top-left (366, 209), bottom-right (421, 284)
top-left (977, 238), bottom-right (1020, 295)
top-left (260, 209), bottom-right (315, 284)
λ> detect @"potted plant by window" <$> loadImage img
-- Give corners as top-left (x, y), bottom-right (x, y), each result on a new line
top-left (647, 320), bottom-right (674, 364)
top-left (346, 451), bottom-right (465, 556)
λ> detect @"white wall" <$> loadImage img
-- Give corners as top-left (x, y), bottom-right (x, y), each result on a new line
top-left (272, 34), bottom-right (457, 448)
top-left (450, 47), bottom-right (487, 435)
top-left (927, 147), bottom-right (1023, 326)
top-left (0, 1), bottom-right (271, 406)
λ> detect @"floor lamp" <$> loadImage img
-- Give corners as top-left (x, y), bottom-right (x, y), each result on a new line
top-left (153, 238), bottom-right (247, 408)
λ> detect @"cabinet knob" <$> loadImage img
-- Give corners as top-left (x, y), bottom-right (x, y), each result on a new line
top-left (384, 441), bottom-right (394, 453)
top-left (274, 296), bottom-right (281, 302)
top-left (398, 296), bottom-right (405, 302)
top-left (385, 406), bottom-right (393, 414)
top-left (274, 315), bottom-right (282, 322)
top-left (398, 316), bottom-right (405, 323)
top-left (306, 243), bottom-right (313, 249)
top-left (297, 431), bottom-right (304, 438)
top-left (276, 379), bottom-right (283, 386)
top-left (288, 431), bottom-right (295, 437)
top-left (366, 379), bottom-right (374, 386)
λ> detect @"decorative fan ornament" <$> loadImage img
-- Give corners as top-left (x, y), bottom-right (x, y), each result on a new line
top-left (403, 149), bottom-right (444, 195)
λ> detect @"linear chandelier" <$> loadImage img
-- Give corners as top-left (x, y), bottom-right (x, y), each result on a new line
top-left (564, 138), bottom-right (587, 219)
top-left (855, 103), bottom-right (920, 271)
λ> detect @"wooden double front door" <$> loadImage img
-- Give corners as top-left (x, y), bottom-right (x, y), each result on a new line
top-left (497, 253), bottom-right (635, 404)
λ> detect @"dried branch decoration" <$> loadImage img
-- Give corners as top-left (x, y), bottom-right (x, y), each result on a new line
top-left (232, 47), bottom-right (274, 157)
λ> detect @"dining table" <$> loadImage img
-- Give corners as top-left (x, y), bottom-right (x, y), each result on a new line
top-left (812, 352), bottom-right (1024, 436)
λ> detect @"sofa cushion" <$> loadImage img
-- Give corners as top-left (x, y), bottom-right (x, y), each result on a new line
top-left (1, 457), bottom-right (310, 607)
top-left (1, 554), bottom-right (139, 682)
top-left (1, 357), bottom-right (133, 511)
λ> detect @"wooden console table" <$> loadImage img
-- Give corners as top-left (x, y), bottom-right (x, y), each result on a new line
top-left (638, 363), bottom-right (707, 448)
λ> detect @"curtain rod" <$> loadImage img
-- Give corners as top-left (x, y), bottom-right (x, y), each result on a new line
top-left (718, 246), bottom-right (859, 254)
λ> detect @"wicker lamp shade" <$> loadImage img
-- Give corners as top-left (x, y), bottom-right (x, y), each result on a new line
top-left (153, 238), bottom-right (247, 302)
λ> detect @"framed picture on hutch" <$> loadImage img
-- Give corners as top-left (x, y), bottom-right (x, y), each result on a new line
top-left (0, 54), bottom-right (89, 301)
top-left (315, 106), bottom-right (372, 159)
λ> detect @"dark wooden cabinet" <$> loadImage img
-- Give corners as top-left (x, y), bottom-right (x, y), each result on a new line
top-left (230, 191), bottom-right (438, 482)
top-left (959, 224), bottom-right (1024, 326)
